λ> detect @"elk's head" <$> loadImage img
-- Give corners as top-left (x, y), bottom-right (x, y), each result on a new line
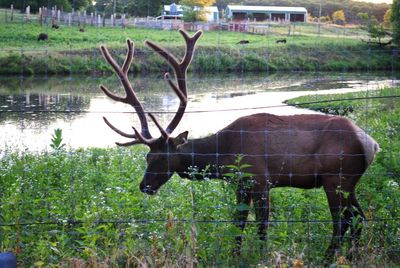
top-left (100, 30), bottom-right (202, 195)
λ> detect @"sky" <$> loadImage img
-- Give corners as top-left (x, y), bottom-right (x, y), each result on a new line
top-left (354, 0), bottom-right (392, 3)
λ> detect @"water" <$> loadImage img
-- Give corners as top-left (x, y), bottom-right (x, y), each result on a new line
top-left (0, 72), bottom-right (398, 151)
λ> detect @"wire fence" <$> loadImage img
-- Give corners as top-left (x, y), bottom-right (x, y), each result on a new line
top-left (0, 6), bottom-right (373, 38)
top-left (0, 7), bottom-right (400, 267)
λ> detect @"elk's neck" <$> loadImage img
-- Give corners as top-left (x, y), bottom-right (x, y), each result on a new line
top-left (177, 135), bottom-right (222, 180)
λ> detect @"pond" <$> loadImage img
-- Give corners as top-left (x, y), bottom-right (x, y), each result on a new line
top-left (0, 72), bottom-right (399, 151)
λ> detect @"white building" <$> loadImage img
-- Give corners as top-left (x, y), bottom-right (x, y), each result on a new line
top-left (161, 4), bottom-right (219, 22)
top-left (225, 5), bottom-right (307, 23)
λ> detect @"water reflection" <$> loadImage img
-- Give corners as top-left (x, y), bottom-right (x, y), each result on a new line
top-left (0, 72), bottom-right (398, 151)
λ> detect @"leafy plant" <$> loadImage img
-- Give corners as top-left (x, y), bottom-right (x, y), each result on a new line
top-left (50, 128), bottom-right (65, 151)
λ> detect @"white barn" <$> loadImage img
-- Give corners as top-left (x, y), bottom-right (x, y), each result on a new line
top-left (162, 4), bottom-right (219, 22)
top-left (225, 5), bottom-right (307, 23)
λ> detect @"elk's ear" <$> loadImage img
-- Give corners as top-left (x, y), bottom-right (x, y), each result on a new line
top-left (173, 131), bottom-right (189, 148)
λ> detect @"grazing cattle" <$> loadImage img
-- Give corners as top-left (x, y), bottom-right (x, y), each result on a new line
top-left (237, 40), bottom-right (250, 44)
top-left (37, 33), bottom-right (48, 41)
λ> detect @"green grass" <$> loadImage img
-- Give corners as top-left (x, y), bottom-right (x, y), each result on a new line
top-left (1, 87), bottom-right (399, 267)
top-left (0, 19), bottom-right (398, 74)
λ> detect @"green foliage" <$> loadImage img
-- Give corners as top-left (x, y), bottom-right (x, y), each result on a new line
top-left (358, 13), bottom-right (391, 45)
top-left (0, 0), bottom-right (88, 12)
top-left (332, 10), bottom-right (346, 25)
top-left (0, 21), bottom-right (398, 74)
top-left (1, 86), bottom-right (399, 266)
top-left (50, 128), bottom-right (66, 151)
top-left (391, 0), bottom-right (400, 48)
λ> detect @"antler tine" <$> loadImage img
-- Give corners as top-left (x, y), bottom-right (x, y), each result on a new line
top-left (100, 40), bottom-right (153, 142)
top-left (145, 30), bottom-right (202, 135)
top-left (179, 30), bottom-right (203, 74)
top-left (103, 117), bottom-right (136, 138)
top-left (122, 39), bottom-right (134, 74)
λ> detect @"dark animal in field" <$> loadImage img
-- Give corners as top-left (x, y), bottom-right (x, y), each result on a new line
top-left (99, 30), bottom-right (379, 262)
top-left (276, 38), bottom-right (287, 44)
top-left (79, 28), bottom-right (85, 32)
top-left (37, 33), bottom-right (48, 41)
top-left (237, 40), bottom-right (250, 44)
top-left (51, 24), bottom-right (59, 29)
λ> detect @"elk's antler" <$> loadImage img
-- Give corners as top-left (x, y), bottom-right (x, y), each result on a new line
top-left (100, 29), bottom-right (202, 146)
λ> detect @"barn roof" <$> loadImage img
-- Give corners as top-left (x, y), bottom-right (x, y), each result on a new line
top-left (226, 5), bottom-right (307, 13)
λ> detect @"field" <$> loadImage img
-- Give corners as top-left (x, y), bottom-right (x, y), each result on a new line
top-left (0, 13), bottom-right (399, 74)
top-left (1, 86), bottom-right (399, 267)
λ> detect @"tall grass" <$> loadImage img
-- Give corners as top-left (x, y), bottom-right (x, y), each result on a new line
top-left (1, 87), bottom-right (399, 266)
top-left (0, 21), bottom-right (398, 74)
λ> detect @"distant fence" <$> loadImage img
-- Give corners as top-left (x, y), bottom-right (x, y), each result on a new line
top-left (1, 5), bottom-right (369, 39)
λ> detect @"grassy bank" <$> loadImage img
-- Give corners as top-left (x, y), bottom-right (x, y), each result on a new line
top-left (0, 22), bottom-right (399, 75)
top-left (1, 87), bottom-right (399, 266)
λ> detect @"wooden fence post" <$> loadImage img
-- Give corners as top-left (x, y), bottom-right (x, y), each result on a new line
top-left (10, 4), bottom-right (14, 21)
top-left (25, 6), bottom-right (30, 22)
top-left (39, 7), bottom-right (42, 25)
top-left (121, 14), bottom-right (125, 28)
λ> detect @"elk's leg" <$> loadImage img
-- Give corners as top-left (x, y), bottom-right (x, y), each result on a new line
top-left (253, 189), bottom-right (270, 241)
top-left (233, 186), bottom-right (251, 255)
top-left (323, 182), bottom-right (352, 262)
top-left (348, 191), bottom-right (365, 260)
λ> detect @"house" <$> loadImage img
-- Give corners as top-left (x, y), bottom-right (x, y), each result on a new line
top-left (225, 5), bottom-right (307, 23)
top-left (161, 4), bottom-right (219, 22)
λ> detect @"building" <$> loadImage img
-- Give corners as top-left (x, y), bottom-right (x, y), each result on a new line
top-left (225, 5), bottom-right (307, 23)
top-left (161, 4), bottom-right (219, 22)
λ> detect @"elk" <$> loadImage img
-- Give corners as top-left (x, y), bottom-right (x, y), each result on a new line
top-left (99, 30), bottom-right (379, 261)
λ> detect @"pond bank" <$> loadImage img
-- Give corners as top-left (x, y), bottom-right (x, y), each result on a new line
top-left (1, 44), bottom-right (399, 75)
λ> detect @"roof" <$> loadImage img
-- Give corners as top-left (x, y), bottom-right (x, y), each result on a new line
top-left (164, 5), bottom-right (219, 12)
top-left (226, 5), bottom-right (307, 13)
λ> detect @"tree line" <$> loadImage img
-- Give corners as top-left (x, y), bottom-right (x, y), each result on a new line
top-left (0, 0), bottom-right (390, 23)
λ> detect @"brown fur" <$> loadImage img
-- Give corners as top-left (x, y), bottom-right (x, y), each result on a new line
top-left (141, 113), bottom-right (378, 260)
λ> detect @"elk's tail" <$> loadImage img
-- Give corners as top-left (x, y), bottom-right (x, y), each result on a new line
top-left (357, 129), bottom-right (380, 167)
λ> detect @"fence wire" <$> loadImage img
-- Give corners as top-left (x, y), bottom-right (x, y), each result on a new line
top-left (0, 5), bottom-right (400, 267)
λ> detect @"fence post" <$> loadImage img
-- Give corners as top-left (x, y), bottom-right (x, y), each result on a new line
top-left (44, 7), bottom-right (47, 24)
top-left (97, 14), bottom-right (101, 27)
top-left (68, 13), bottom-right (71, 26)
top-left (90, 12), bottom-right (94, 26)
top-left (77, 11), bottom-right (81, 26)
top-left (25, 6), bottom-right (30, 22)
top-left (83, 11), bottom-right (86, 28)
top-left (57, 10), bottom-right (61, 23)
top-left (39, 7), bottom-right (42, 25)
top-left (10, 4), bottom-right (14, 21)
top-left (121, 14), bottom-right (125, 28)
top-left (111, 14), bottom-right (114, 27)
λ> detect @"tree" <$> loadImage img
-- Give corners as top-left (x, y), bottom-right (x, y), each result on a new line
top-left (332, 9), bottom-right (346, 25)
top-left (181, 0), bottom-right (215, 22)
top-left (383, 8), bottom-right (392, 27)
top-left (358, 12), bottom-right (391, 46)
top-left (392, 0), bottom-right (400, 48)
top-left (94, 0), bottom-right (175, 17)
